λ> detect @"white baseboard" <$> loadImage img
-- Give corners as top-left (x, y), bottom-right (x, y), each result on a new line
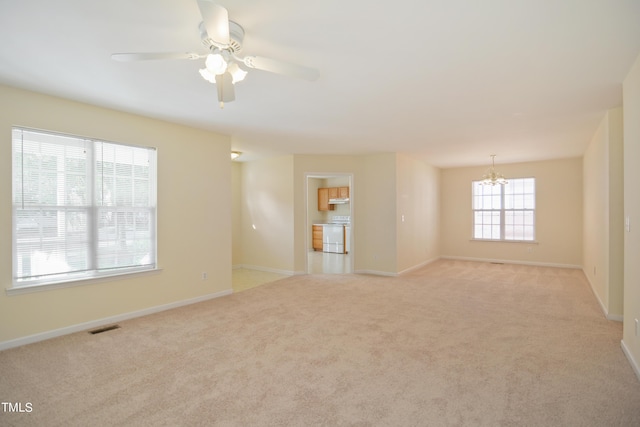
top-left (235, 264), bottom-right (294, 276)
top-left (621, 339), bottom-right (640, 382)
top-left (441, 255), bottom-right (582, 270)
top-left (354, 269), bottom-right (398, 277)
top-left (581, 268), bottom-right (624, 322)
top-left (353, 257), bottom-right (441, 277)
top-left (583, 269), bottom-right (609, 318)
top-left (607, 313), bottom-right (625, 322)
top-left (0, 289), bottom-right (233, 352)
top-left (398, 257), bottom-right (440, 276)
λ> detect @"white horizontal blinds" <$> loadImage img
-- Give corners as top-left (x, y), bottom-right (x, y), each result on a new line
top-left (472, 178), bottom-right (535, 241)
top-left (472, 181), bottom-right (501, 239)
top-left (95, 141), bottom-right (156, 270)
top-left (504, 178), bottom-right (535, 241)
top-left (12, 128), bottom-right (92, 280)
top-left (12, 127), bottom-right (157, 285)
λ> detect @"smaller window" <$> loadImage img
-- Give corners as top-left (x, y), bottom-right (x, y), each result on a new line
top-left (472, 177), bottom-right (535, 241)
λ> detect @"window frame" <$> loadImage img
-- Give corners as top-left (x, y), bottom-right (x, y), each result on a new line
top-left (471, 177), bottom-right (536, 242)
top-left (10, 127), bottom-right (158, 292)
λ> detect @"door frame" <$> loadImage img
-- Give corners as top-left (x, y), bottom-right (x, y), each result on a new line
top-left (304, 173), bottom-right (354, 274)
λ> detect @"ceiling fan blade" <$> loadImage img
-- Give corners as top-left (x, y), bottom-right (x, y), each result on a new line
top-left (197, 0), bottom-right (230, 49)
top-left (215, 72), bottom-right (235, 107)
top-left (111, 52), bottom-right (202, 62)
top-left (242, 55), bottom-right (319, 81)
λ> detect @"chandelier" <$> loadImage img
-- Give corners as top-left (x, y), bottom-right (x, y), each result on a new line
top-left (481, 155), bottom-right (508, 186)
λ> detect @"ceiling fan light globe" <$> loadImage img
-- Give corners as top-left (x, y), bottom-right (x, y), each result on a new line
top-left (199, 68), bottom-right (217, 84)
top-left (205, 53), bottom-right (227, 75)
top-left (228, 62), bottom-right (248, 84)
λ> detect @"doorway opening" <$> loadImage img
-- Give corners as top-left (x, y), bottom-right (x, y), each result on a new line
top-left (305, 173), bottom-right (354, 274)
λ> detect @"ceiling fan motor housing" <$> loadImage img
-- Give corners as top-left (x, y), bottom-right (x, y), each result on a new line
top-left (200, 21), bottom-right (244, 53)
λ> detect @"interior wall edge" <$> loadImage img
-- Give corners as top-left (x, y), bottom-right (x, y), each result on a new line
top-left (397, 257), bottom-right (441, 276)
top-left (583, 268), bottom-right (623, 322)
top-left (621, 339), bottom-right (640, 382)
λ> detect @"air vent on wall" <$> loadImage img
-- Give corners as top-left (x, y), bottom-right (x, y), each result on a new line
top-left (89, 325), bottom-right (121, 335)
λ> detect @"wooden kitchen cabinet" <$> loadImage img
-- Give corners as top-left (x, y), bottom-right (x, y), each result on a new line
top-left (318, 188), bottom-right (335, 211)
top-left (318, 186), bottom-right (349, 211)
top-left (312, 225), bottom-right (324, 251)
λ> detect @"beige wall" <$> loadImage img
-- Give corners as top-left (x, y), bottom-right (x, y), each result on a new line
top-left (234, 154), bottom-right (366, 275)
top-left (237, 156), bottom-right (295, 274)
top-left (360, 154), bottom-right (398, 274)
top-left (609, 108), bottom-right (624, 317)
top-left (236, 153), bottom-right (440, 277)
top-left (0, 85), bottom-right (232, 345)
top-left (308, 178), bottom-right (326, 225)
top-left (441, 158), bottom-right (583, 267)
top-left (396, 154), bottom-right (441, 273)
top-left (622, 53), bottom-right (640, 377)
top-left (583, 108), bottom-right (624, 319)
top-left (293, 153), bottom-right (406, 275)
top-left (326, 176), bottom-right (350, 189)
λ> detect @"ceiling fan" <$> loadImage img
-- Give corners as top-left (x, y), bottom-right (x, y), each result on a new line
top-left (111, 0), bottom-right (319, 108)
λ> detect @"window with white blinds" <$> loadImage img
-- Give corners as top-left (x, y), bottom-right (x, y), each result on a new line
top-left (472, 177), bottom-right (535, 241)
top-left (12, 127), bottom-right (157, 287)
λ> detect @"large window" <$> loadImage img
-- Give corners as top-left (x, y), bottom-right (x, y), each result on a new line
top-left (12, 127), bottom-right (157, 288)
top-left (472, 178), bottom-right (535, 241)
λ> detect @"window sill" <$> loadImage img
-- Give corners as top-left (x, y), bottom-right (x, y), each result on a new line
top-left (470, 239), bottom-right (539, 244)
top-left (6, 267), bottom-right (162, 296)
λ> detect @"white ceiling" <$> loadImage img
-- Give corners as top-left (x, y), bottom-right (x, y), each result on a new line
top-left (1, 0), bottom-right (639, 167)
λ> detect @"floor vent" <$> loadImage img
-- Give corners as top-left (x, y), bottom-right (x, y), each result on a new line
top-left (89, 325), bottom-right (121, 335)
top-left (491, 262), bottom-right (504, 265)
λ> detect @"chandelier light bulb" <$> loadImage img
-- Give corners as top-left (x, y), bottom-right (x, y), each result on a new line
top-left (481, 155), bottom-right (508, 186)
top-left (205, 53), bottom-right (228, 75)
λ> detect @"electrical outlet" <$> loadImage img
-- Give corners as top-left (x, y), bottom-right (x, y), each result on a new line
top-left (636, 318), bottom-right (640, 337)
top-left (202, 272), bottom-right (207, 280)
top-left (593, 266), bottom-right (596, 276)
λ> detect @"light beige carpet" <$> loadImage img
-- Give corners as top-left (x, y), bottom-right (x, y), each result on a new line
top-left (1, 259), bottom-right (639, 426)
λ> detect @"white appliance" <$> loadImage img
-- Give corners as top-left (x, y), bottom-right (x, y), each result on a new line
top-left (322, 225), bottom-right (344, 253)
top-left (345, 225), bottom-right (351, 253)
top-left (328, 197), bottom-right (350, 205)
top-left (323, 216), bottom-right (350, 254)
